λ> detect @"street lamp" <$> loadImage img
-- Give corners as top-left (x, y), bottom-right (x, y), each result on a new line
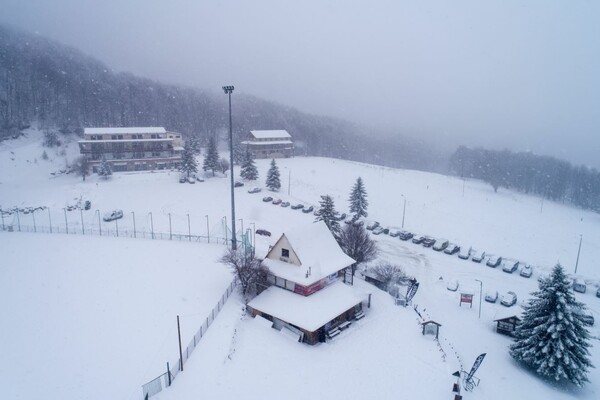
top-left (96, 210), bottom-right (102, 236)
top-left (205, 214), bottom-right (210, 243)
top-left (400, 194), bottom-right (407, 229)
top-left (575, 234), bottom-right (583, 274)
top-left (475, 279), bottom-right (483, 319)
top-left (223, 85), bottom-right (237, 250)
top-left (249, 222), bottom-right (256, 257)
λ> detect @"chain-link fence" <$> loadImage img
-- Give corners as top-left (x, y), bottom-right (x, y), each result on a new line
top-left (142, 280), bottom-right (237, 399)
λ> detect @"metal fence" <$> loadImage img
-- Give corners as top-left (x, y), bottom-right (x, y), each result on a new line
top-left (141, 279), bottom-right (238, 399)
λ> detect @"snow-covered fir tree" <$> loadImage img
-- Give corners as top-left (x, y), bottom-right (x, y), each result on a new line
top-left (97, 158), bottom-right (112, 180)
top-left (315, 195), bottom-right (341, 236)
top-left (187, 135), bottom-right (202, 155)
top-left (240, 148), bottom-right (259, 181)
top-left (510, 263), bottom-right (593, 387)
top-left (179, 142), bottom-right (198, 178)
top-left (265, 158), bottom-right (281, 191)
top-left (203, 136), bottom-right (219, 176)
top-left (349, 177), bottom-right (368, 220)
top-left (233, 142), bottom-right (245, 165)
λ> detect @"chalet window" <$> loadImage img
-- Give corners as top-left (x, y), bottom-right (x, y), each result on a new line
top-left (281, 248), bottom-right (290, 258)
top-left (111, 135), bottom-right (117, 140)
top-left (151, 134), bottom-right (158, 139)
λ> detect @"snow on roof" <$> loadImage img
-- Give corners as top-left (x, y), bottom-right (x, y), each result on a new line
top-left (248, 281), bottom-right (367, 332)
top-left (84, 127), bottom-right (166, 135)
top-left (241, 140), bottom-right (293, 146)
top-left (262, 221), bottom-right (356, 286)
top-left (493, 308), bottom-right (523, 321)
top-left (250, 130), bottom-right (291, 139)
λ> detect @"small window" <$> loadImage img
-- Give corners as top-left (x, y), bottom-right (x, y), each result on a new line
top-left (281, 248), bottom-right (290, 258)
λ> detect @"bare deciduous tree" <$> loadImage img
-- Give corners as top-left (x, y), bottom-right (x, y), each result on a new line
top-left (372, 262), bottom-right (411, 292)
top-left (338, 223), bottom-right (377, 275)
top-left (220, 249), bottom-right (269, 298)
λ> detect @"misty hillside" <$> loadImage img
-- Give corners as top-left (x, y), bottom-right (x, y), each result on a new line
top-left (0, 25), bottom-right (446, 172)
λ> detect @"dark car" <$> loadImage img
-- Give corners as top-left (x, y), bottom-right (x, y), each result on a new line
top-left (256, 229), bottom-right (271, 237)
top-left (262, 196), bottom-right (273, 202)
top-left (422, 236), bottom-right (436, 247)
top-left (444, 243), bottom-right (460, 255)
top-left (412, 234), bottom-right (425, 244)
top-left (280, 202), bottom-right (290, 207)
top-left (302, 206), bottom-right (314, 213)
top-left (291, 203), bottom-right (304, 210)
top-left (84, 201), bottom-right (92, 210)
top-left (234, 181), bottom-right (244, 187)
top-left (398, 230), bottom-right (414, 241)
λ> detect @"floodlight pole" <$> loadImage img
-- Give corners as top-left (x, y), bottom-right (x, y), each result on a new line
top-left (574, 234), bottom-right (583, 274)
top-left (475, 279), bottom-right (482, 319)
top-left (223, 85), bottom-right (237, 250)
top-left (401, 194), bottom-right (406, 229)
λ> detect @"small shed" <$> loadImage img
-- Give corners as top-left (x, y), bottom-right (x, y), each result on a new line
top-left (421, 320), bottom-right (442, 339)
top-left (494, 315), bottom-right (521, 337)
top-left (362, 270), bottom-right (386, 290)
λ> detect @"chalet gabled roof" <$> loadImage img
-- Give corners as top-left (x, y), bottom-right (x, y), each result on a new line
top-left (262, 221), bottom-right (356, 286)
top-left (84, 127), bottom-right (166, 134)
top-left (250, 129), bottom-right (291, 139)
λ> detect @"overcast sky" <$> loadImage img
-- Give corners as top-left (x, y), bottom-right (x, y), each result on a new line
top-left (3, 0), bottom-right (600, 168)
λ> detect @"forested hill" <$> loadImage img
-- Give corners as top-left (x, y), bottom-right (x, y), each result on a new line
top-left (0, 25), bottom-right (445, 172)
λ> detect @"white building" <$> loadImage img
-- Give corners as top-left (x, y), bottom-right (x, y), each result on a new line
top-left (242, 129), bottom-right (293, 159)
top-left (78, 127), bottom-right (183, 172)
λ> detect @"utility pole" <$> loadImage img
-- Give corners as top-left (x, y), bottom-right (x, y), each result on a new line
top-left (96, 210), bottom-right (101, 236)
top-left (80, 209), bottom-right (84, 234)
top-left (475, 279), bottom-right (482, 319)
top-left (223, 85), bottom-right (237, 250)
top-left (575, 234), bottom-right (583, 274)
top-left (187, 213), bottom-right (191, 241)
top-left (177, 315), bottom-right (184, 372)
top-left (149, 212), bottom-right (154, 239)
top-left (205, 215), bottom-right (210, 243)
top-left (132, 211), bottom-right (136, 238)
top-left (63, 208), bottom-right (68, 234)
top-left (48, 208), bottom-right (52, 233)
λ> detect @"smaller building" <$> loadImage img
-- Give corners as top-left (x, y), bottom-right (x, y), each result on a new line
top-left (494, 311), bottom-right (522, 337)
top-left (242, 129), bottom-right (293, 159)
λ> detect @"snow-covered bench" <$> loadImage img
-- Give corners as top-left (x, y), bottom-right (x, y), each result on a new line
top-left (338, 321), bottom-right (352, 330)
top-left (354, 310), bottom-right (365, 320)
top-left (326, 327), bottom-right (341, 339)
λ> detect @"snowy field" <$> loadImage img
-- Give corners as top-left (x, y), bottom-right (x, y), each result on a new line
top-left (1, 130), bottom-right (599, 399)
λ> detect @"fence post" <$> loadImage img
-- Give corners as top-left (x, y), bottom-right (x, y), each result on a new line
top-left (177, 315), bottom-right (184, 372)
top-left (32, 210), bottom-right (37, 232)
top-left (63, 208), bottom-right (68, 234)
top-left (16, 209), bottom-right (21, 232)
top-left (166, 362), bottom-right (171, 386)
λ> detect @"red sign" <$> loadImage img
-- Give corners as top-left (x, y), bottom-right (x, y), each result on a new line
top-left (460, 293), bottom-right (473, 304)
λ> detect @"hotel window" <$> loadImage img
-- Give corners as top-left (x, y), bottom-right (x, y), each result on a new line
top-left (281, 248), bottom-right (289, 258)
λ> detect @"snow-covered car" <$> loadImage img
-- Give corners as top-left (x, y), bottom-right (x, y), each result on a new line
top-left (103, 209), bottom-right (123, 222)
top-left (366, 221), bottom-right (380, 231)
top-left (446, 280), bottom-right (459, 291)
top-left (272, 198), bottom-right (282, 205)
top-left (313, 209), bottom-right (322, 216)
top-left (389, 230), bottom-right (400, 237)
top-left (372, 226), bottom-right (385, 235)
top-left (486, 255), bottom-right (502, 268)
top-left (485, 291), bottom-right (498, 303)
top-left (573, 279), bottom-right (587, 294)
top-left (458, 246), bottom-right (472, 260)
top-left (291, 203), bottom-right (304, 210)
top-left (302, 206), bottom-right (314, 213)
top-left (382, 228), bottom-right (390, 234)
top-left (262, 196), bottom-right (273, 202)
top-left (255, 229), bottom-right (271, 237)
top-left (234, 181), bottom-right (244, 187)
top-left (352, 220), bottom-right (365, 227)
top-left (519, 264), bottom-right (533, 278)
top-left (280, 201), bottom-right (290, 207)
top-left (412, 234), bottom-right (426, 244)
top-left (502, 260), bottom-right (519, 273)
top-left (248, 187), bottom-right (261, 194)
top-left (444, 243), bottom-right (460, 255)
top-left (188, 176), bottom-right (196, 184)
top-left (433, 239), bottom-right (449, 251)
top-left (422, 236), bottom-right (436, 247)
top-left (471, 250), bottom-right (486, 263)
top-left (336, 212), bottom-right (347, 221)
top-left (500, 291), bottom-right (517, 307)
top-left (179, 176), bottom-right (187, 183)
top-left (398, 230), bottom-right (413, 241)
top-left (574, 308), bottom-right (595, 326)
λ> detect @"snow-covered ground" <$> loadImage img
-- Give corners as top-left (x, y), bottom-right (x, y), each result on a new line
top-left (1, 130), bottom-right (599, 399)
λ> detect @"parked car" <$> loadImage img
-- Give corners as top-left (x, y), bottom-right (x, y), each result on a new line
top-left (573, 279), bottom-right (587, 294)
top-left (389, 230), bottom-right (400, 237)
top-left (398, 230), bottom-right (414, 241)
top-left (280, 201), bottom-right (290, 207)
top-left (433, 239), bottom-right (449, 251)
top-left (422, 236), bottom-right (436, 247)
top-left (352, 220), bottom-right (365, 227)
top-left (302, 206), bottom-right (314, 213)
top-left (179, 176), bottom-right (187, 183)
top-left (596, 287), bottom-right (600, 298)
top-left (255, 229), bottom-right (271, 237)
top-left (382, 228), bottom-right (390, 234)
top-left (500, 291), bottom-right (518, 307)
top-left (471, 250), bottom-right (486, 263)
top-left (444, 243), bottom-right (460, 255)
top-left (234, 181), bottom-right (244, 187)
top-left (412, 234), bottom-right (426, 244)
top-left (272, 198), bottom-right (282, 205)
top-left (248, 187), bottom-right (261, 194)
top-left (84, 201), bottom-right (91, 210)
top-left (519, 264), bottom-right (533, 278)
top-left (485, 291), bottom-right (498, 303)
top-left (447, 280), bottom-right (459, 291)
top-left (291, 203), bottom-right (304, 210)
top-left (262, 196), bottom-right (273, 202)
top-left (486, 255), bottom-right (502, 268)
top-left (188, 176), bottom-right (196, 184)
top-left (574, 308), bottom-right (595, 326)
top-left (103, 209), bottom-right (123, 222)
top-left (372, 227), bottom-right (385, 235)
top-left (366, 221), bottom-right (380, 231)
top-left (458, 246), bottom-right (472, 260)
top-left (502, 260), bottom-right (519, 273)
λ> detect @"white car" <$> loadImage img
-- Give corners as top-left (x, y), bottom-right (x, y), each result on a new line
top-left (520, 264), bottom-right (532, 278)
top-left (446, 280), bottom-right (459, 291)
top-left (458, 246), bottom-right (472, 260)
top-left (501, 291), bottom-right (517, 307)
top-left (103, 209), bottom-right (123, 222)
top-left (471, 250), bottom-right (486, 263)
top-left (502, 260), bottom-right (519, 273)
top-left (485, 291), bottom-right (498, 303)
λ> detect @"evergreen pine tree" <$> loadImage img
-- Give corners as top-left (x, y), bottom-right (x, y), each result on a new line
top-left (265, 158), bottom-right (281, 191)
top-left (510, 264), bottom-right (593, 386)
top-left (349, 177), bottom-right (368, 220)
top-left (97, 158), bottom-right (112, 180)
top-left (179, 142), bottom-right (198, 178)
top-left (240, 148), bottom-right (259, 181)
top-left (315, 195), bottom-right (341, 235)
top-left (203, 136), bottom-right (219, 176)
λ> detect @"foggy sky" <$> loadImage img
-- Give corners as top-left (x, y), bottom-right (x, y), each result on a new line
top-left (2, 0), bottom-right (600, 168)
